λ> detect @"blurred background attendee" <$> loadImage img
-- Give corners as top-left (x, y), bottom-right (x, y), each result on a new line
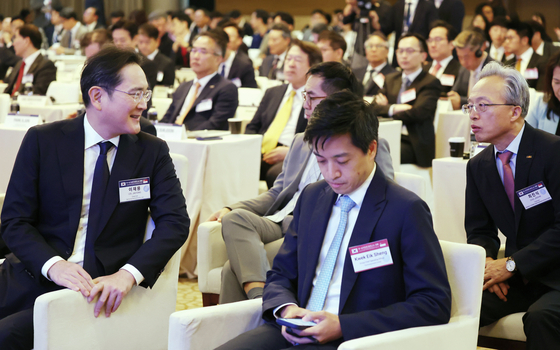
top-left (81, 28), bottom-right (110, 58)
top-left (218, 22), bottom-right (257, 88)
top-left (503, 20), bottom-right (544, 90)
top-left (209, 11), bottom-right (223, 30)
top-left (486, 16), bottom-right (509, 62)
top-left (475, 2), bottom-right (495, 23)
top-left (83, 7), bottom-right (104, 32)
top-left (148, 10), bottom-right (174, 58)
top-left (171, 12), bottom-right (192, 68)
top-left (185, 7), bottom-right (196, 21)
top-left (526, 51), bottom-right (560, 135)
top-left (528, 20), bottom-right (559, 62)
top-left (330, 9), bottom-right (344, 34)
top-left (56, 8), bottom-right (87, 54)
top-left (434, 0), bottom-right (465, 34)
top-left (128, 9), bottom-right (147, 26)
top-left (138, 23), bottom-right (175, 86)
top-left (189, 9), bottom-right (210, 46)
top-left (227, 10), bottom-right (253, 37)
top-left (317, 30), bottom-right (347, 64)
top-left (259, 23), bottom-right (291, 80)
top-left (427, 20), bottom-right (461, 93)
top-left (109, 10), bottom-right (124, 28)
top-left (302, 9), bottom-right (329, 42)
top-left (353, 31), bottom-right (394, 97)
top-left (43, 5), bottom-right (63, 47)
top-left (249, 9), bottom-right (268, 49)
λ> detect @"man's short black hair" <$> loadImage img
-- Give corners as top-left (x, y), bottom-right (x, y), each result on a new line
top-left (210, 11), bottom-right (222, 20)
top-left (220, 21), bottom-right (243, 38)
top-left (275, 12), bottom-right (294, 26)
top-left (138, 23), bottom-right (159, 40)
top-left (527, 20), bottom-right (551, 42)
top-left (429, 20), bottom-right (458, 41)
top-left (398, 33), bottom-right (428, 53)
top-left (59, 8), bottom-right (77, 20)
top-left (17, 24), bottom-right (42, 50)
top-left (253, 9), bottom-right (269, 24)
top-left (228, 10), bottom-right (241, 19)
top-left (307, 61), bottom-right (360, 95)
top-left (318, 30), bottom-right (347, 54)
top-left (195, 29), bottom-right (228, 58)
top-left (81, 46), bottom-right (142, 107)
top-left (172, 11), bottom-right (192, 26)
top-left (87, 7), bottom-right (99, 16)
top-left (111, 20), bottom-right (138, 38)
top-left (304, 90), bottom-right (378, 154)
top-left (489, 16), bottom-right (509, 30)
top-left (270, 23), bottom-right (291, 39)
top-left (111, 10), bottom-right (125, 18)
top-left (507, 20), bottom-right (534, 45)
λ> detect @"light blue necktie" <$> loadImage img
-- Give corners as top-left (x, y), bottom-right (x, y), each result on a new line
top-left (307, 195), bottom-right (356, 312)
top-left (397, 77), bottom-right (410, 104)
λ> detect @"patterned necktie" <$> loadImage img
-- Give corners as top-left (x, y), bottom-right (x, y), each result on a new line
top-left (498, 151), bottom-right (515, 209)
top-left (220, 63), bottom-right (226, 77)
top-left (261, 90), bottom-right (296, 154)
top-left (11, 62), bottom-right (26, 96)
top-left (307, 195), bottom-right (356, 312)
top-left (175, 82), bottom-right (201, 126)
top-left (403, 2), bottom-right (412, 32)
top-left (268, 56), bottom-right (279, 80)
top-left (430, 62), bottom-right (441, 76)
top-left (397, 77), bottom-right (410, 104)
top-left (83, 141), bottom-right (114, 278)
top-left (515, 58), bottom-right (522, 72)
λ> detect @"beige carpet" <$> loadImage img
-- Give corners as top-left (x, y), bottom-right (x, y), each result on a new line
top-left (176, 277), bottom-right (203, 311)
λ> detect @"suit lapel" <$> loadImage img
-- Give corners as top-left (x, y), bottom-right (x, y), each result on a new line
top-left (514, 124), bottom-right (535, 229)
top-left (26, 54), bottom-right (42, 75)
top-left (228, 53), bottom-right (240, 79)
top-left (339, 170), bottom-right (388, 311)
top-left (388, 74), bottom-right (402, 104)
top-left (192, 74), bottom-right (221, 108)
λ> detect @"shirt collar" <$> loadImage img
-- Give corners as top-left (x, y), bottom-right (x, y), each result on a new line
top-left (335, 163), bottom-right (376, 210)
top-left (519, 47), bottom-right (534, 62)
top-left (368, 61), bottom-right (387, 72)
top-left (536, 41), bottom-right (545, 56)
top-left (84, 113), bottom-right (121, 150)
top-left (434, 55), bottom-right (453, 68)
top-left (494, 123), bottom-right (525, 155)
top-left (146, 49), bottom-right (159, 60)
top-left (474, 52), bottom-right (488, 73)
top-left (194, 71), bottom-right (218, 90)
top-left (225, 50), bottom-right (236, 66)
top-left (402, 66), bottom-right (423, 83)
top-left (23, 50), bottom-right (41, 69)
top-left (87, 21), bottom-right (97, 32)
top-left (71, 22), bottom-right (81, 35)
top-left (287, 83), bottom-right (305, 98)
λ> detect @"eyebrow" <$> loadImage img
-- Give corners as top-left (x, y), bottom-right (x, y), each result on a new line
top-left (312, 151), bottom-right (349, 158)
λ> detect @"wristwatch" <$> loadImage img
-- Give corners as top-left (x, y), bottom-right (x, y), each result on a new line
top-left (506, 256), bottom-right (517, 272)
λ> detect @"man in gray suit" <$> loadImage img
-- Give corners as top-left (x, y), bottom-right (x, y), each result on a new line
top-left (207, 62), bottom-right (395, 303)
top-left (55, 8), bottom-right (87, 55)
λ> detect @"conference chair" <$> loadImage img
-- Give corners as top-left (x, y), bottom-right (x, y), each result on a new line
top-left (169, 240), bottom-right (486, 350)
top-left (46, 81), bottom-right (81, 104)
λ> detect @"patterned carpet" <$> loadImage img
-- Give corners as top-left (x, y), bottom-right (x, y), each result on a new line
top-left (176, 277), bottom-right (203, 311)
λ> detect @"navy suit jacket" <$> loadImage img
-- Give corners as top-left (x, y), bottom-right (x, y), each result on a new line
top-left (504, 52), bottom-right (545, 91)
top-left (152, 52), bottom-right (175, 86)
top-left (0, 115), bottom-right (190, 300)
top-left (244, 84), bottom-right (307, 137)
top-left (161, 74), bottom-right (238, 130)
top-left (353, 63), bottom-right (396, 96)
top-left (262, 168), bottom-right (451, 341)
top-left (466, 124), bottom-right (560, 291)
top-left (4, 53), bottom-right (57, 96)
top-left (228, 51), bottom-right (258, 88)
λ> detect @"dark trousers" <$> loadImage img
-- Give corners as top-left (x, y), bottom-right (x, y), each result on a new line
top-left (215, 323), bottom-right (343, 350)
top-left (400, 136), bottom-right (417, 165)
top-left (480, 276), bottom-right (560, 350)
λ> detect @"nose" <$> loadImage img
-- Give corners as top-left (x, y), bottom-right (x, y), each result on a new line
top-left (137, 98), bottom-right (148, 110)
top-left (325, 162), bottom-right (341, 180)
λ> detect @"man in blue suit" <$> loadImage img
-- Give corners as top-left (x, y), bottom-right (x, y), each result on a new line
top-left (216, 91), bottom-right (451, 349)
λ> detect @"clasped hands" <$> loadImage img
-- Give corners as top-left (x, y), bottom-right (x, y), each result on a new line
top-left (483, 257), bottom-right (514, 302)
top-left (374, 94), bottom-right (412, 113)
top-left (279, 304), bottom-right (342, 345)
top-left (48, 260), bottom-right (136, 317)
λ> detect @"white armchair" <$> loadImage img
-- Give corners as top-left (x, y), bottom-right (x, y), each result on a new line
top-left (170, 240), bottom-right (486, 350)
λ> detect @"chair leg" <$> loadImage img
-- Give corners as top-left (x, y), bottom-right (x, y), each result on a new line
top-left (478, 335), bottom-right (526, 350)
top-left (202, 293), bottom-right (220, 307)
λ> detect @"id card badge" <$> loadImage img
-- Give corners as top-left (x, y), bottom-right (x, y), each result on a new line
top-left (119, 177), bottom-right (151, 203)
top-left (157, 71), bottom-right (164, 82)
top-left (349, 239), bottom-right (393, 273)
top-left (440, 74), bottom-right (455, 87)
top-left (524, 68), bottom-right (539, 80)
top-left (400, 88), bottom-right (416, 103)
top-left (373, 73), bottom-right (385, 88)
top-left (232, 77), bottom-right (242, 87)
top-left (22, 74), bottom-right (34, 84)
top-left (196, 98), bottom-right (213, 112)
top-left (516, 181), bottom-right (552, 209)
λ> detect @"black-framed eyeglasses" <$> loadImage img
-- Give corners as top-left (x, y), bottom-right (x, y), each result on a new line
top-left (113, 89), bottom-right (153, 103)
top-left (462, 103), bottom-right (517, 114)
top-left (302, 91), bottom-right (328, 103)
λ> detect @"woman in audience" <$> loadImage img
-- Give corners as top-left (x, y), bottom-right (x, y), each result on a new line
top-left (526, 51), bottom-right (560, 135)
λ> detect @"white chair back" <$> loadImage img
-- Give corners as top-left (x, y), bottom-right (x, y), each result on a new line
top-left (0, 83), bottom-right (7, 93)
top-left (175, 68), bottom-right (196, 86)
top-left (247, 49), bottom-right (261, 62)
top-left (238, 87), bottom-right (263, 106)
top-left (46, 81), bottom-right (81, 104)
top-left (434, 98), bottom-right (452, 133)
top-left (242, 36), bottom-right (253, 47)
top-left (153, 85), bottom-right (169, 99)
top-left (169, 152), bottom-right (188, 200)
top-left (151, 97), bottom-right (173, 121)
top-left (0, 93), bottom-right (10, 124)
top-left (255, 76), bottom-right (268, 90)
top-left (394, 172), bottom-right (427, 201)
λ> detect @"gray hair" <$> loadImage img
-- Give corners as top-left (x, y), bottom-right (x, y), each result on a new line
top-left (478, 61), bottom-right (530, 117)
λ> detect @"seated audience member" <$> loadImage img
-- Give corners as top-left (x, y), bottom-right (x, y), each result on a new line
top-left (44, 5), bottom-right (63, 47)
top-left (526, 51), bottom-right (560, 134)
top-left (247, 40), bottom-right (322, 188)
top-left (259, 23), bottom-right (291, 80)
top-left (138, 23), bottom-right (175, 86)
top-left (215, 89), bottom-right (450, 350)
top-left (302, 10), bottom-right (329, 42)
top-left (210, 61), bottom-right (395, 305)
top-left (528, 20), bottom-right (560, 63)
top-left (471, 13), bottom-right (490, 38)
top-left (82, 29), bottom-right (110, 58)
top-left (273, 12), bottom-right (295, 32)
top-left (111, 20), bottom-right (158, 90)
top-left (0, 46), bottom-right (189, 350)
top-left (220, 22), bottom-right (258, 88)
top-left (83, 7), bottom-right (104, 32)
top-left (427, 20), bottom-right (461, 93)
top-left (465, 61), bottom-right (560, 350)
top-left (109, 10), bottom-right (124, 28)
top-left (3, 24), bottom-right (56, 96)
top-left (189, 9), bottom-right (210, 46)
top-left (161, 31), bottom-right (238, 130)
top-left (503, 21), bottom-right (544, 90)
top-left (209, 11), bottom-right (223, 30)
top-left (249, 10), bottom-right (269, 49)
top-left (148, 10), bottom-right (174, 58)
top-left (55, 8), bottom-right (87, 55)
top-left (227, 10), bottom-right (253, 37)
top-left (317, 30), bottom-right (347, 64)
top-left (487, 17), bottom-right (509, 63)
top-left (373, 33), bottom-right (442, 168)
top-left (171, 12), bottom-right (192, 68)
top-left (448, 28), bottom-right (493, 110)
top-left (0, 46), bottom-right (19, 82)
top-left (353, 32), bottom-right (395, 97)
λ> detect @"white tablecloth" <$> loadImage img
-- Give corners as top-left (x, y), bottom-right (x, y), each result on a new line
top-left (0, 125), bottom-right (27, 194)
top-left (435, 110), bottom-right (471, 159)
top-left (378, 120), bottom-right (402, 172)
top-left (20, 104), bottom-right (83, 123)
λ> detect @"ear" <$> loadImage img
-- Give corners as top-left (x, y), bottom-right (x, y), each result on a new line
top-left (510, 105), bottom-right (523, 122)
top-left (88, 86), bottom-right (104, 111)
top-left (368, 139), bottom-right (378, 160)
top-left (336, 48), bottom-right (344, 61)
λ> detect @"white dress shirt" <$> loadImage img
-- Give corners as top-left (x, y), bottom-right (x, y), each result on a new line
top-left (22, 50), bottom-right (41, 76)
top-left (362, 62), bottom-right (387, 86)
top-left (489, 43), bottom-right (505, 62)
top-left (146, 49), bottom-right (159, 61)
top-left (277, 84), bottom-right (304, 146)
top-left (516, 47), bottom-right (535, 77)
top-left (69, 22), bottom-right (83, 48)
top-left (430, 55), bottom-right (453, 79)
top-left (536, 41), bottom-right (545, 56)
top-left (86, 21), bottom-right (98, 32)
top-left (219, 51), bottom-right (236, 79)
top-left (41, 115), bottom-right (144, 284)
top-left (177, 71), bottom-right (218, 120)
top-left (494, 123), bottom-right (525, 183)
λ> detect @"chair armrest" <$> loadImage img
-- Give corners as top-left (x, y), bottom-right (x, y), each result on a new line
top-left (168, 299), bottom-right (264, 350)
top-left (197, 221), bottom-right (228, 292)
top-left (338, 316), bottom-right (479, 350)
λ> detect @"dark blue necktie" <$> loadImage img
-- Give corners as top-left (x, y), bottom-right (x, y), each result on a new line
top-left (83, 141), bottom-right (114, 278)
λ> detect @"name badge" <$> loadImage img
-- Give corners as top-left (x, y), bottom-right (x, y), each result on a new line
top-left (21, 74), bottom-right (34, 84)
top-left (157, 71), bottom-right (164, 82)
top-left (17, 95), bottom-right (50, 107)
top-left (516, 181), bottom-right (552, 209)
top-left (154, 123), bottom-right (187, 141)
top-left (119, 177), bottom-right (151, 203)
top-left (349, 239), bottom-right (393, 273)
top-left (4, 113), bottom-right (42, 129)
top-left (440, 74), bottom-right (455, 87)
top-left (524, 68), bottom-right (539, 80)
top-left (196, 98), bottom-right (213, 112)
top-left (400, 88), bottom-right (416, 104)
top-left (373, 73), bottom-right (385, 88)
top-left (232, 77), bottom-right (242, 88)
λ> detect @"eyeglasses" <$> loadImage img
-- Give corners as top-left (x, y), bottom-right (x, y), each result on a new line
top-left (396, 48), bottom-right (422, 55)
top-left (302, 91), bottom-right (328, 103)
top-left (188, 47), bottom-right (221, 56)
top-left (365, 44), bottom-right (388, 50)
top-left (113, 89), bottom-right (153, 103)
top-left (462, 103), bottom-right (517, 114)
top-left (427, 37), bottom-right (447, 45)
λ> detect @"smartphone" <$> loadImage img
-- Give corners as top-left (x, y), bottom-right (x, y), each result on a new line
top-left (276, 318), bottom-right (316, 329)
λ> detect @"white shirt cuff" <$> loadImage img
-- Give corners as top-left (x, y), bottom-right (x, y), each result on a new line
top-left (42, 256), bottom-right (64, 280)
top-left (121, 264), bottom-right (144, 285)
top-left (273, 303), bottom-right (298, 319)
top-left (388, 104), bottom-right (395, 117)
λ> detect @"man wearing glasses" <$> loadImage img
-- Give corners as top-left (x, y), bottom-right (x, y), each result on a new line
top-left (0, 46), bottom-right (190, 349)
top-left (161, 31), bottom-right (238, 130)
top-left (352, 31), bottom-right (395, 97)
top-left (372, 33), bottom-right (442, 168)
top-left (465, 61), bottom-right (560, 349)
top-left (426, 20), bottom-right (461, 93)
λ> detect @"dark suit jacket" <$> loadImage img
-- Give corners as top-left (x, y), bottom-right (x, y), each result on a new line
top-left (433, 0), bottom-right (465, 33)
top-left (542, 41), bottom-right (560, 62)
top-left (228, 51), bottom-right (258, 88)
top-left (452, 54), bottom-right (494, 106)
top-left (504, 52), bottom-right (545, 90)
top-left (160, 74), bottom-right (238, 130)
top-left (244, 84), bottom-right (307, 138)
top-left (262, 169), bottom-right (451, 341)
top-left (152, 52), bottom-right (175, 86)
top-left (4, 53), bottom-right (57, 96)
top-left (158, 33), bottom-right (174, 58)
top-left (373, 70), bottom-right (442, 167)
top-left (140, 56), bottom-right (159, 90)
top-left (427, 58), bottom-right (462, 93)
top-left (0, 115), bottom-right (190, 305)
top-left (466, 124), bottom-right (560, 291)
top-left (0, 47), bottom-right (20, 81)
top-left (353, 63), bottom-right (396, 96)
top-left (259, 54), bottom-right (276, 78)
